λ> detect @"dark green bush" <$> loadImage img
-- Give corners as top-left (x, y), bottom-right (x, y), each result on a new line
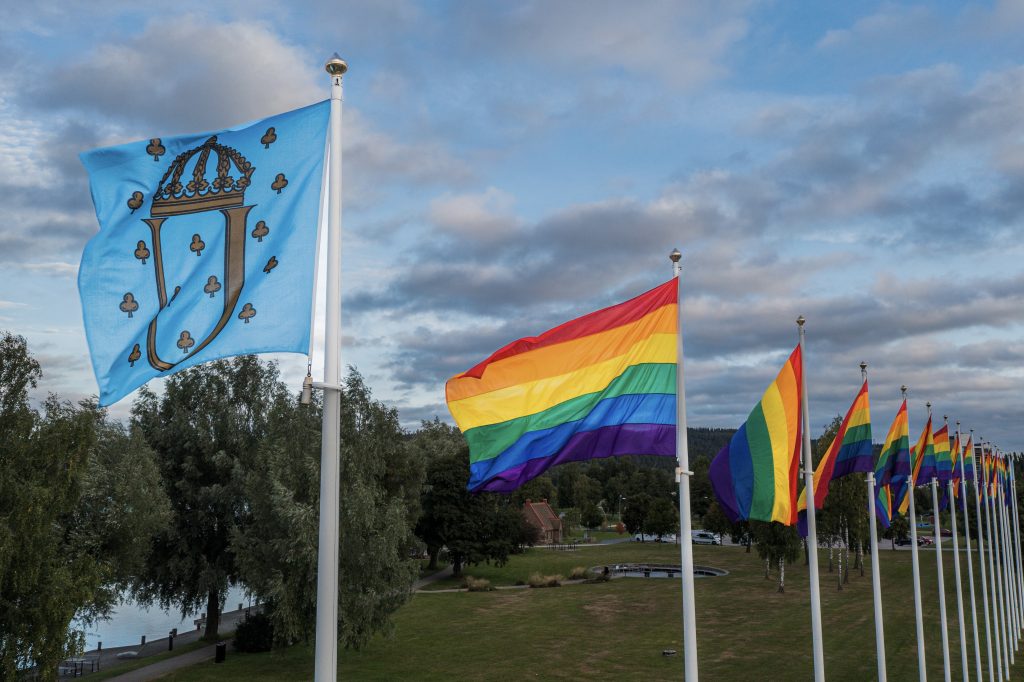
top-left (233, 612), bottom-right (274, 652)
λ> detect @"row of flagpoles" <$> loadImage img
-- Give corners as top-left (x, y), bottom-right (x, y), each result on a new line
top-left (669, 246), bottom-right (1024, 680)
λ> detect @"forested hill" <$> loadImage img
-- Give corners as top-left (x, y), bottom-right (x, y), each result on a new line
top-left (686, 428), bottom-right (737, 461)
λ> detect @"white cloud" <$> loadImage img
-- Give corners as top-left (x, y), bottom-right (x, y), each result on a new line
top-left (428, 187), bottom-right (519, 240)
top-left (455, 1), bottom-right (754, 90)
top-left (17, 262), bottom-right (79, 277)
top-left (28, 16), bottom-right (321, 133)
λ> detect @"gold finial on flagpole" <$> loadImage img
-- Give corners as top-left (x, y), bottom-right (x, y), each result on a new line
top-left (325, 54), bottom-right (348, 76)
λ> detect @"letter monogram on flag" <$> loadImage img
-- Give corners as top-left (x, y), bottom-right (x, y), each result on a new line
top-left (79, 101), bottom-right (330, 405)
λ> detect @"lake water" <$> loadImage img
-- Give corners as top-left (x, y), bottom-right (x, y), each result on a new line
top-left (77, 585), bottom-right (250, 650)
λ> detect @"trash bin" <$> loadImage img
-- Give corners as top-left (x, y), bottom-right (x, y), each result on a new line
top-left (215, 642), bottom-right (226, 663)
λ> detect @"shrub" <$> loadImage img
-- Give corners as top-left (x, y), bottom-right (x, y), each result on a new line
top-left (233, 612), bottom-right (274, 652)
top-left (528, 572), bottom-right (562, 588)
top-left (568, 566), bottom-right (589, 580)
top-left (464, 576), bottom-right (494, 592)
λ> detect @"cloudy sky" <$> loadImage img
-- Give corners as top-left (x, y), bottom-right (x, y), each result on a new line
top-left (2, 1), bottom-right (1022, 449)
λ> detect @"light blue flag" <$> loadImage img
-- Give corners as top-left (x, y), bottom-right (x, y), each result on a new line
top-left (79, 100), bottom-right (329, 405)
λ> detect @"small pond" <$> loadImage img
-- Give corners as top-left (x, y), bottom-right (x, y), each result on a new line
top-left (592, 563), bottom-right (728, 579)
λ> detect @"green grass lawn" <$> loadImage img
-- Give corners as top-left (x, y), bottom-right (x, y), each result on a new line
top-left (163, 542), bottom-right (1001, 681)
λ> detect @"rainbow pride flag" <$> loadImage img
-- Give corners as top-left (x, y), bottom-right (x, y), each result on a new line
top-left (709, 346), bottom-right (803, 525)
top-left (898, 416), bottom-right (934, 516)
top-left (995, 455), bottom-right (1008, 502)
top-left (961, 434), bottom-right (974, 480)
top-left (876, 484), bottom-right (894, 529)
top-left (950, 430), bottom-right (964, 509)
top-left (876, 400), bottom-right (909, 488)
top-left (934, 424), bottom-right (953, 485)
top-left (446, 279), bottom-right (678, 493)
top-left (874, 400), bottom-right (909, 526)
top-left (796, 380), bottom-right (873, 534)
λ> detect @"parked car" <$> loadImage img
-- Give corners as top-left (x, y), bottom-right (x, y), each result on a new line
top-left (691, 531), bottom-right (719, 545)
top-left (918, 536), bottom-right (934, 547)
top-left (895, 537), bottom-right (914, 547)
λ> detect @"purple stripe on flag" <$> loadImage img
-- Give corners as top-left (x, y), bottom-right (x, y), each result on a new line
top-left (710, 443), bottom-right (741, 523)
top-left (472, 423), bottom-right (675, 493)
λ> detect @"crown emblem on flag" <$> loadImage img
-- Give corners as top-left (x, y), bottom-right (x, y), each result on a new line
top-left (151, 136), bottom-right (255, 217)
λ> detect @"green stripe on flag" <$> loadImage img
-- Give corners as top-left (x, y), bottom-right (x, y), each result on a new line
top-left (464, 362), bottom-right (676, 464)
top-left (745, 403), bottom-right (776, 521)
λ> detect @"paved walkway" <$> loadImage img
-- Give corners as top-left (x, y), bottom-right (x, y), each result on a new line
top-left (104, 644), bottom-right (218, 681)
top-left (413, 564), bottom-right (453, 590)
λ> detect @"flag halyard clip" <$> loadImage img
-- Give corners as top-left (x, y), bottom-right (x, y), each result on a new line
top-left (312, 381), bottom-right (344, 392)
top-left (675, 467), bottom-right (694, 482)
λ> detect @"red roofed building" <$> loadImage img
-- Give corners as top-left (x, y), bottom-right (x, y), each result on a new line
top-left (522, 499), bottom-right (562, 544)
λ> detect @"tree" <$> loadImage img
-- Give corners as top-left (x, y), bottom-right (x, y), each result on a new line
top-left (645, 497), bottom-right (679, 540)
top-left (230, 370), bottom-right (422, 649)
top-left (571, 474), bottom-right (603, 510)
top-left (702, 501), bottom-right (751, 551)
top-left (580, 502), bottom-right (605, 531)
top-left (622, 493), bottom-right (652, 538)
top-left (751, 521), bottom-right (801, 593)
top-left (813, 415), bottom-right (869, 589)
top-left (75, 420), bottom-right (171, 613)
top-left (0, 333), bottom-right (167, 677)
top-left (415, 446), bottom-right (530, 576)
top-left (131, 356), bottom-right (285, 640)
top-left (886, 515), bottom-right (910, 549)
top-left (508, 475), bottom-right (557, 508)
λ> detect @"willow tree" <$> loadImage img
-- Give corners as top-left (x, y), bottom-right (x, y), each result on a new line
top-left (131, 356), bottom-right (283, 640)
top-left (0, 332), bottom-right (167, 677)
top-left (233, 370), bottom-right (422, 648)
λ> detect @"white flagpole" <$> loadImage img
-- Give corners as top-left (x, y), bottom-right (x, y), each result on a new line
top-left (997, 458), bottom-right (1020, 653)
top-left (670, 249), bottom-right (699, 682)
top-left (1005, 456), bottom-right (1021, 648)
top-left (796, 316), bottom-right (825, 682)
top-left (862, 363), bottom-right (886, 682)
top-left (927, 405), bottom-right (952, 682)
top-left (905, 388), bottom-right (928, 682)
top-left (1000, 461), bottom-right (1019, 657)
top-left (1004, 477), bottom-right (1021, 650)
top-left (995, 458), bottom-right (1016, 652)
top-left (990, 446), bottom-right (1012, 677)
top-left (313, 53), bottom-right (347, 682)
top-left (1010, 456), bottom-right (1024, 641)
top-left (981, 441), bottom-right (1008, 680)
top-left (1011, 457), bottom-right (1024, 640)
top-left (972, 432), bottom-right (999, 682)
top-left (958, 422), bottom-right (984, 682)
top-left (1011, 462), bottom-right (1024, 645)
top-left (946, 419), bottom-right (969, 682)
